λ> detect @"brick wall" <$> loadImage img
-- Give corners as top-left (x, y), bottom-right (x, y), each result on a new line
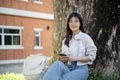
top-left (0, 0), bottom-right (54, 60)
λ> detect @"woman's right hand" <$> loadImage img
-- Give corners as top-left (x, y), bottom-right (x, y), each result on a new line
top-left (59, 56), bottom-right (69, 64)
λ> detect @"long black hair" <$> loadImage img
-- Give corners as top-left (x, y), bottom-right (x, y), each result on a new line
top-left (65, 12), bottom-right (85, 47)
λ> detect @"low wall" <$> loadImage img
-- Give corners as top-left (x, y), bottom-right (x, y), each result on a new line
top-left (0, 59), bottom-right (24, 74)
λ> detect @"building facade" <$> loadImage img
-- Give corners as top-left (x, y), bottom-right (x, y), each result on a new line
top-left (0, 0), bottom-right (54, 60)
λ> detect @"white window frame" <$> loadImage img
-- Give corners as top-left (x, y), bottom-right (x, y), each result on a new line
top-left (0, 25), bottom-right (24, 50)
top-left (34, 0), bottom-right (43, 4)
top-left (34, 28), bottom-right (43, 49)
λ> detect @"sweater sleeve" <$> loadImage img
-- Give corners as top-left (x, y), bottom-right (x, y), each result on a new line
top-left (84, 34), bottom-right (97, 64)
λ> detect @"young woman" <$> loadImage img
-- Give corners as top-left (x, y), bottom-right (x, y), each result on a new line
top-left (43, 12), bottom-right (97, 80)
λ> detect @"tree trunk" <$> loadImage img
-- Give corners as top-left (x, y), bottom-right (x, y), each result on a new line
top-left (51, 0), bottom-right (120, 76)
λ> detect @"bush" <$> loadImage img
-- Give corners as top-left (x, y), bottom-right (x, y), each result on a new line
top-left (0, 73), bottom-right (25, 80)
top-left (88, 72), bottom-right (120, 80)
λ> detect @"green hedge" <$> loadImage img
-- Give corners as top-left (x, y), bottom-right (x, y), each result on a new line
top-left (0, 73), bottom-right (25, 80)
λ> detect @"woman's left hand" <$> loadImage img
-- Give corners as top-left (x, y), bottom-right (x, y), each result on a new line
top-left (67, 55), bottom-right (77, 61)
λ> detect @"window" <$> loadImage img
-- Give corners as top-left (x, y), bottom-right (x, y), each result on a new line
top-left (34, 28), bottom-right (43, 49)
top-left (34, 0), bottom-right (43, 4)
top-left (35, 31), bottom-right (40, 46)
top-left (35, 0), bottom-right (41, 1)
top-left (0, 25), bottom-right (24, 49)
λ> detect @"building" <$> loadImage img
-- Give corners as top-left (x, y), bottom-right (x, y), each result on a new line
top-left (0, 0), bottom-right (54, 73)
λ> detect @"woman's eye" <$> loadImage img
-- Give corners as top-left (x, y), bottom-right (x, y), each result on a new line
top-left (69, 21), bottom-right (73, 23)
top-left (69, 20), bottom-right (79, 23)
top-left (75, 20), bottom-right (79, 23)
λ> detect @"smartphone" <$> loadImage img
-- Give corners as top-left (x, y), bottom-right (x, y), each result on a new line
top-left (59, 54), bottom-right (66, 56)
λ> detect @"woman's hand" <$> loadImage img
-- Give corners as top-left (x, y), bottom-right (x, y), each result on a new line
top-left (68, 55), bottom-right (92, 62)
top-left (59, 56), bottom-right (69, 64)
top-left (68, 55), bottom-right (77, 61)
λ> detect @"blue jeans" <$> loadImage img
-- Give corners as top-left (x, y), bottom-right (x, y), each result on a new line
top-left (43, 60), bottom-right (88, 80)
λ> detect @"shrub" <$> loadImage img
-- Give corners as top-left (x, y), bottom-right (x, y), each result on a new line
top-left (0, 73), bottom-right (25, 80)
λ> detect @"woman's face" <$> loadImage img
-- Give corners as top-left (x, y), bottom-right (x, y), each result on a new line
top-left (69, 17), bottom-right (80, 33)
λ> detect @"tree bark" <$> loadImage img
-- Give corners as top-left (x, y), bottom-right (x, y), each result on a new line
top-left (51, 0), bottom-right (120, 76)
